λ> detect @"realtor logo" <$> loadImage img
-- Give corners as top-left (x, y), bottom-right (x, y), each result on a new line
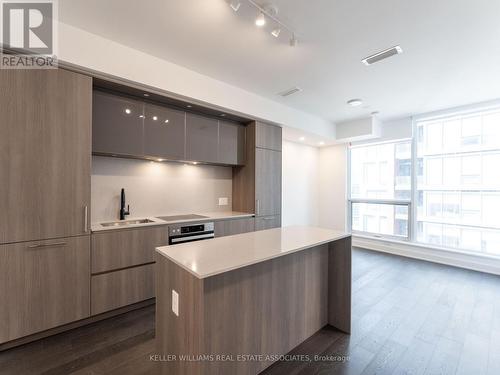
top-left (0, 0), bottom-right (58, 68)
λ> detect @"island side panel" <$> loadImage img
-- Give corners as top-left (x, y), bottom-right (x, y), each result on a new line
top-left (328, 236), bottom-right (352, 333)
top-left (202, 244), bottom-right (329, 375)
top-left (155, 253), bottom-right (205, 375)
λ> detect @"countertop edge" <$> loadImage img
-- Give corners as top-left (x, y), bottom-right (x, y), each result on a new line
top-left (91, 212), bottom-right (255, 233)
top-left (155, 232), bottom-right (351, 280)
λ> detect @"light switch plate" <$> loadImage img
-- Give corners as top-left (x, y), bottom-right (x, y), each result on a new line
top-left (218, 197), bottom-right (229, 206)
top-left (172, 290), bottom-right (179, 316)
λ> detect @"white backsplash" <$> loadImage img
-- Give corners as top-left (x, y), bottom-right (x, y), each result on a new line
top-left (91, 156), bottom-right (233, 223)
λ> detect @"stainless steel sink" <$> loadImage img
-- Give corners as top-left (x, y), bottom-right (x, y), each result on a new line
top-left (101, 219), bottom-right (154, 227)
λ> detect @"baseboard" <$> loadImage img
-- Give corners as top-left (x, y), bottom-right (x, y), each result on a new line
top-left (353, 236), bottom-right (500, 276)
top-left (0, 298), bottom-right (155, 352)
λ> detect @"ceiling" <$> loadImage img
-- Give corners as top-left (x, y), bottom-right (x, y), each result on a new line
top-left (60, 0), bottom-right (500, 124)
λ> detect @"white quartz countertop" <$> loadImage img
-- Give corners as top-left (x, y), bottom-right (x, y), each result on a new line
top-left (91, 211), bottom-right (254, 232)
top-left (156, 226), bottom-right (351, 279)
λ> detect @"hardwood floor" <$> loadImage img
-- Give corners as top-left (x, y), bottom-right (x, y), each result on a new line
top-left (1, 248), bottom-right (499, 375)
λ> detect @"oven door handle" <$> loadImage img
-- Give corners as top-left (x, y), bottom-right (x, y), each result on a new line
top-left (170, 233), bottom-right (215, 244)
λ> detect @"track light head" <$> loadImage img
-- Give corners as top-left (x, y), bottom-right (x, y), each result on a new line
top-left (255, 12), bottom-right (266, 27)
top-left (271, 28), bottom-right (281, 38)
top-left (228, 0), bottom-right (241, 12)
top-left (289, 33), bottom-right (298, 47)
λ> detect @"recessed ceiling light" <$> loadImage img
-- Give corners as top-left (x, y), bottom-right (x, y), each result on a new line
top-left (143, 93), bottom-right (150, 97)
top-left (319, 141), bottom-right (325, 146)
top-left (255, 12), bottom-right (266, 27)
top-left (152, 116), bottom-right (158, 121)
top-left (124, 108), bottom-right (131, 114)
top-left (347, 99), bottom-right (363, 107)
top-left (228, 0), bottom-right (241, 11)
top-left (271, 28), bottom-right (281, 38)
top-left (187, 105), bottom-right (192, 108)
top-left (299, 136), bottom-right (305, 141)
top-left (192, 161), bottom-right (198, 165)
top-left (362, 45), bottom-right (403, 66)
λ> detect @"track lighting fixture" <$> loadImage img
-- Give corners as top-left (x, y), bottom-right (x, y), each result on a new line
top-left (228, 0), bottom-right (241, 11)
top-left (255, 12), bottom-right (265, 27)
top-left (271, 28), bottom-right (281, 37)
top-left (227, 0), bottom-right (297, 47)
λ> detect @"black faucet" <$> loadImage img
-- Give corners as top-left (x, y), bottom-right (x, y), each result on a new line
top-left (119, 188), bottom-right (130, 220)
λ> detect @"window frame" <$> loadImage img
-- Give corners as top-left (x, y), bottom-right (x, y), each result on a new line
top-left (347, 138), bottom-right (413, 241)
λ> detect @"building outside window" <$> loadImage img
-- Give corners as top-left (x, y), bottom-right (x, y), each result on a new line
top-left (349, 105), bottom-right (500, 257)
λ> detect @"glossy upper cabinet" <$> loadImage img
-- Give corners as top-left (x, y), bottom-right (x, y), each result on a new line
top-left (0, 69), bottom-right (91, 244)
top-left (93, 90), bottom-right (145, 156)
top-left (218, 121), bottom-right (246, 165)
top-left (144, 104), bottom-right (186, 160)
top-left (186, 113), bottom-right (219, 163)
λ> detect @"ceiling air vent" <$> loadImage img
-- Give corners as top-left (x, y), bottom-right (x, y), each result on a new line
top-left (278, 87), bottom-right (303, 97)
top-left (362, 45), bottom-right (403, 66)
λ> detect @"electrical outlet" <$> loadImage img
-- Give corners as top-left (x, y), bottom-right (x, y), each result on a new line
top-left (218, 197), bottom-right (229, 206)
top-left (172, 290), bottom-right (179, 316)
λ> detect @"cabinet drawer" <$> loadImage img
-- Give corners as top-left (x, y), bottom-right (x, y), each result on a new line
top-left (214, 217), bottom-right (255, 237)
top-left (0, 236), bottom-right (90, 343)
top-left (255, 215), bottom-right (281, 231)
top-left (91, 226), bottom-right (168, 273)
top-left (91, 264), bottom-right (155, 315)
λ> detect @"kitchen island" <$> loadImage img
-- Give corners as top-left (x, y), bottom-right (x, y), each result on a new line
top-left (155, 226), bottom-right (351, 375)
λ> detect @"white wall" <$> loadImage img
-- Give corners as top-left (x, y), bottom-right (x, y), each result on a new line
top-left (318, 144), bottom-right (348, 231)
top-left (91, 156), bottom-right (232, 222)
top-left (282, 141), bottom-right (320, 226)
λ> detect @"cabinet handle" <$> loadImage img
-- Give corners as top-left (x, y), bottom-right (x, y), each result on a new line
top-left (84, 205), bottom-right (88, 233)
top-left (256, 199), bottom-right (260, 216)
top-left (28, 242), bottom-right (67, 249)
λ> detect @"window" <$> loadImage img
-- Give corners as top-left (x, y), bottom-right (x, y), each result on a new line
top-left (349, 104), bottom-right (500, 257)
top-left (349, 140), bottom-right (411, 239)
top-left (416, 107), bottom-right (500, 254)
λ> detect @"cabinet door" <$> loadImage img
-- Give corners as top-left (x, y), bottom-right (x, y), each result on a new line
top-left (91, 264), bottom-right (155, 315)
top-left (144, 103), bottom-right (186, 160)
top-left (91, 226), bottom-right (168, 273)
top-left (255, 122), bottom-right (282, 151)
top-left (255, 215), bottom-right (281, 231)
top-left (218, 121), bottom-right (246, 165)
top-left (186, 113), bottom-right (219, 163)
top-left (255, 148), bottom-right (282, 216)
top-left (0, 70), bottom-right (91, 244)
top-left (214, 218), bottom-right (255, 237)
top-left (92, 90), bottom-right (144, 156)
top-left (0, 236), bottom-right (90, 343)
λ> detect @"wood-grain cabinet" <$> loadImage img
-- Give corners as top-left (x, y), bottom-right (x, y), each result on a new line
top-left (0, 69), bottom-right (92, 244)
top-left (214, 217), bottom-right (255, 237)
top-left (233, 121), bottom-right (282, 231)
top-left (92, 90), bottom-right (245, 166)
top-left (0, 236), bottom-right (90, 344)
top-left (90, 226), bottom-right (168, 315)
top-left (91, 226), bottom-right (168, 273)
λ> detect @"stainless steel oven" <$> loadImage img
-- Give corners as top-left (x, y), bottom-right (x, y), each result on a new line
top-left (168, 222), bottom-right (215, 245)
